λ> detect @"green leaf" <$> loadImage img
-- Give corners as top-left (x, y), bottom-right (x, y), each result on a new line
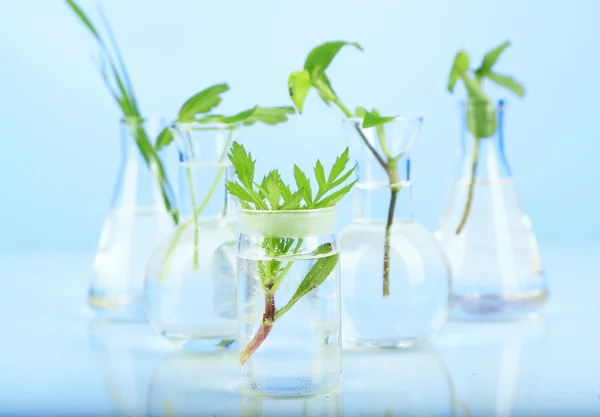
top-left (261, 170), bottom-right (282, 209)
top-left (328, 164), bottom-right (356, 189)
top-left (65, 0), bottom-right (102, 42)
top-left (196, 106), bottom-right (295, 126)
top-left (327, 147), bottom-right (351, 185)
top-left (280, 188), bottom-right (305, 210)
top-left (477, 41), bottom-right (510, 75)
top-left (303, 41), bottom-right (363, 82)
top-left (487, 71), bottom-right (526, 97)
top-left (448, 51), bottom-right (470, 92)
top-left (226, 181), bottom-right (255, 207)
top-left (279, 180), bottom-right (293, 202)
top-left (155, 127), bottom-right (173, 150)
top-left (314, 160), bottom-right (326, 190)
top-left (228, 141), bottom-right (255, 189)
top-left (460, 73), bottom-right (488, 101)
top-left (288, 70), bottom-right (311, 113)
top-left (355, 106), bottom-right (367, 117)
top-left (178, 83), bottom-right (230, 121)
top-left (315, 73), bottom-right (337, 105)
top-left (293, 165), bottom-right (313, 205)
top-left (362, 109), bottom-right (396, 128)
top-left (314, 180), bottom-right (357, 208)
top-left (274, 253), bottom-right (339, 321)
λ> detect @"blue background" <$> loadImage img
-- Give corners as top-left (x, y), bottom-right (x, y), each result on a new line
top-left (0, 0), bottom-right (598, 253)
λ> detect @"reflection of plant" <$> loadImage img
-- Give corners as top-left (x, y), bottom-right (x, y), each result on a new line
top-left (288, 41), bottom-right (404, 297)
top-left (447, 41), bottom-right (525, 234)
top-left (226, 142), bottom-right (355, 366)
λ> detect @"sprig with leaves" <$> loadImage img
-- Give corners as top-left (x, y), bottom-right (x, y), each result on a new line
top-left (288, 41), bottom-right (403, 297)
top-left (447, 41), bottom-right (525, 234)
top-left (156, 103), bottom-right (295, 279)
top-left (66, 0), bottom-right (179, 223)
top-left (226, 142), bottom-right (356, 366)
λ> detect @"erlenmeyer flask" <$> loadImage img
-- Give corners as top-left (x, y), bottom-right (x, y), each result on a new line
top-left (438, 100), bottom-right (548, 319)
top-left (89, 117), bottom-right (178, 321)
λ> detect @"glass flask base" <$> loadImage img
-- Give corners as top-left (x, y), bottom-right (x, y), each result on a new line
top-left (450, 289), bottom-right (549, 321)
top-left (241, 376), bottom-right (340, 398)
top-left (88, 291), bottom-right (146, 322)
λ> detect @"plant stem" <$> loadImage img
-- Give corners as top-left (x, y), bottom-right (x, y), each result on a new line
top-left (157, 128), bottom-right (235, 281)
top-left (455, 137), bottom-right (480, 234)
top-left (240, 292), bottom-right (275, 367)
top-left (383, 187), bottom-right (398, 297)
top-left (185, 134), bottom-right (200, 269)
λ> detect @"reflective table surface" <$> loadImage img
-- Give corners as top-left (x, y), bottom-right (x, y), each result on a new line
top-left (1, 246), bottom-right (599, 416)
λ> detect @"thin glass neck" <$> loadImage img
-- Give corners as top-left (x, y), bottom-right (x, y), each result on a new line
top-left (355, 157), bottom-right (414, 222)
top-left (459, 100), bottom-right (512, 180)
top-left (174, 125), bottom-right (237, 221)
top-left (113, 117), bottom-right (172, 210)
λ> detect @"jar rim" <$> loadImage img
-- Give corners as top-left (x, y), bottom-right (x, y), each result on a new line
top-left (171, 121), bottom-right (236, 131)
top-left (461, 99), bottom-right (506, 108)
top-left (237, 207), bottom-right (337, 237)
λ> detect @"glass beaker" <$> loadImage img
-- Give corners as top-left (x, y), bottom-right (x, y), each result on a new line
top-left (89, 117), bottom-right (178, 321)
top-left (437, 100), bottom-right (548, 319)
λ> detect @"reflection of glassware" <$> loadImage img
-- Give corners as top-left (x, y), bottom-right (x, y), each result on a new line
top-left (240, 387), bottom-right (342, 417)
top-left (343, 349), bottom-right (455, 415)
top-left (147, 350), bottom-right (239, 417)
top-left (437, 100), bottom-right (548, 319)
top-left (89, 117), bottom-right (177, 321)
top-left (340, 117), bottom-right (451, 348)
top-left (88, 318), bottom-right (169, 417)
top-left (145, 124), bottom-right (238, 349)
top-left (238, 209), bottom-right (342, 396)
top-left (438, 318), bottom-right (548, 416)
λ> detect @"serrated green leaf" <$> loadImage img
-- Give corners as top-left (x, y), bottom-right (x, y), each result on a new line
top-left (304, 41), bottom-right (363, 82)
top-left (315, 180), bottom-right (357, 208)
top-left (327, 147), bottom-right (351, 185)
top-left (261, 170), bottom-right (281, 209)
top-left (288, 70), bottom-right (311, 113)
top-left (228, 141), bottom-right (255, 189)
top-left (448, 51), bottom-right (470, 92)
top-left (478, 41), bottom-right (510, 75)
top-left (280, 188), bottom-right (305, 210)
top-left (314, 160), bottom-right (326, 190)
top-left (178, 83), bottom-right (230, 121)
top-left (293, 165), bottom-right (312, 205)
top-left (329, 164), bottom-right (356, 189)
top-left (279, 179), bottom-right (293, 202)
top-left (487, 71), bottom-right (525, 97)
top-left (226, 181), bottom-right (255, 206)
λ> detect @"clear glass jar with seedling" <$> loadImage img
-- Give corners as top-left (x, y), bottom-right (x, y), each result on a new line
top-left (437, 41), bottom-right (548, 320)
top-left (288, 41), bottom-right (452, 348)
top-left (227, 142), bottom-right (355, 396)
top-left (145, 103), bottom-right (294, 350)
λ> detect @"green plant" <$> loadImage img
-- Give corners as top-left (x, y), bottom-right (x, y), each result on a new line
top-left (66, 0), bottom-right (179, 223)
top-left (288, 41), bottom-right (403, 297)
top-left (226, 142), bottom-right (356, 366)
top-left (156, 104), bottom-right (295, 280)
top-left (447, 41), bottom-right (525, 234)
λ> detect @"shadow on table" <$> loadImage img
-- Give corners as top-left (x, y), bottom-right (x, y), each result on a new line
top-left (88, 317), bottom-right (170, 417)
top-left (437, 317), bottom-right (548, 416)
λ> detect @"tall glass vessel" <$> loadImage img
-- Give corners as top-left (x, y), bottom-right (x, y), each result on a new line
top-left (145, 123), bottom-right (238, 349)
top-left (438, 100), bottom-right (548, 319)
top-left (238, 209), bottom-right (342, 396)
top-left (340, 117), bottom-right (451, 348)
top-left (89, 117), bottom-right (177, 320)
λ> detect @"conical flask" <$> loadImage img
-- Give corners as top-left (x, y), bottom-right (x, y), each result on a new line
top-left (438, 100), bottom-right (548, 319)
top-left (89, 117), bottom-right (178, 321)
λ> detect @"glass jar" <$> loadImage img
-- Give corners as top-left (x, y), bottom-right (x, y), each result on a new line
top-left (89, 117), bottom-right (178, 321)
top-left (340, 116), bottom-right (451, 348)
top-left (437, 100), bottom-right (548, 320)
top-left (237, 209), bottom-right (341, 396)
top-left (145, 123), bottom-right (238, 349)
